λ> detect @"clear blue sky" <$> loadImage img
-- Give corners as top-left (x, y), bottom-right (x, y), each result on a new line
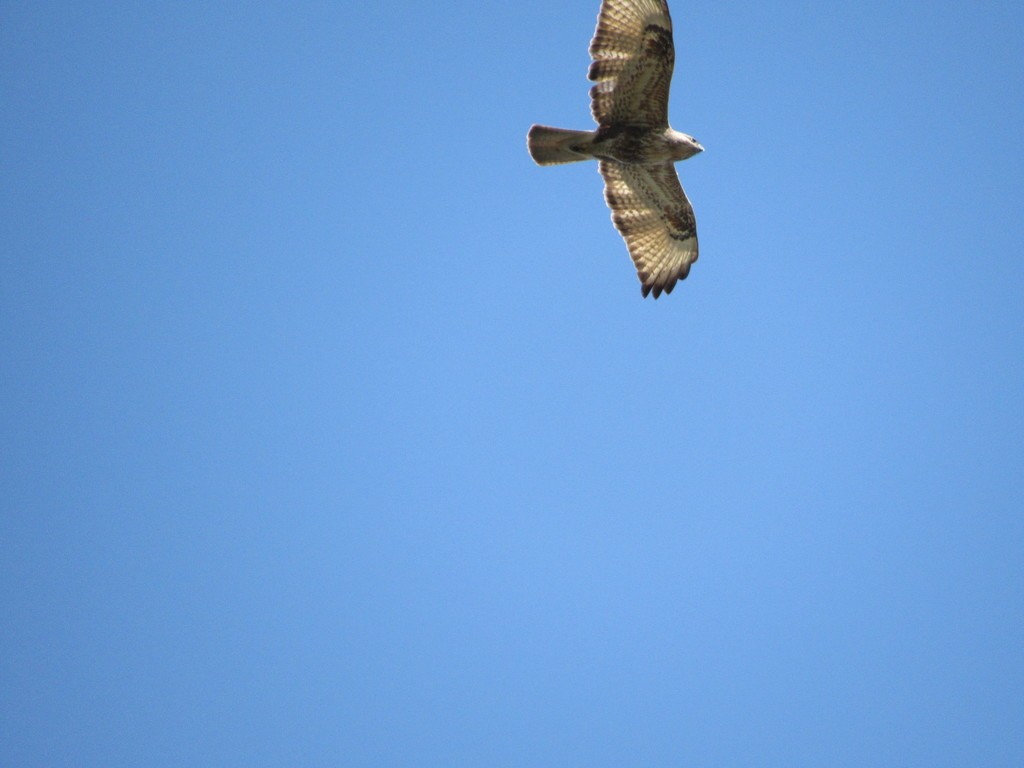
top-left (2, 1), bottom-right (1023, 765)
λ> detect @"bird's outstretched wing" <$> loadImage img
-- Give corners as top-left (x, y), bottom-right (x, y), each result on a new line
top-left (588, 0), bottom-right (675, 127)
top-left (599, 160), bottom-right (697, 298)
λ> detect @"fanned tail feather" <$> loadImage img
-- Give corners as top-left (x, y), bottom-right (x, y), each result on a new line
top-left (527, 125), bottom-right (594, 166)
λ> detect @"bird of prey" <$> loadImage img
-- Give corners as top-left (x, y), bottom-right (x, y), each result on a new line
top-left (527, 0), bottom-right (703, 298)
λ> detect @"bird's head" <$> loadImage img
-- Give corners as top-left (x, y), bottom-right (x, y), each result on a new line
top-left (669, 130), bottom-right (703, 161)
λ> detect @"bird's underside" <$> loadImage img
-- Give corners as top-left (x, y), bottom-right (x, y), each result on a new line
top-left (527, 0), bottom-right (702, 298)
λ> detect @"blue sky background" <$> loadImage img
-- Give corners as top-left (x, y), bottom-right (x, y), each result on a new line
top-left (2, 1), bottom-right (1023, 765)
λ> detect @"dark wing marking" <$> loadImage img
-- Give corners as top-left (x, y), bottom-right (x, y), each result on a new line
top-left (599, 160), bottom-right (698, 298)
top-left (588, 0), bottom-right (675, 127)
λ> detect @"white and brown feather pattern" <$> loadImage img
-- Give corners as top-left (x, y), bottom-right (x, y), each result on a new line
top-left (599, 160), bottom-right (697, 298)
top-left (527, 0), bottom-right (702, 298)
top-left (588, 0), bottom-right (675, 127)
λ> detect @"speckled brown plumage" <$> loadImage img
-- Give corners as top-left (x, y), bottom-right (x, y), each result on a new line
top-left (527, 0), bottom-right (703, 298)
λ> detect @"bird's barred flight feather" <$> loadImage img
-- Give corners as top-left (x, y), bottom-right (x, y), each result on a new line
top-left (589, 0), bottom-right (675, 127)
top-left (600, 160), bottom-right (697, 298)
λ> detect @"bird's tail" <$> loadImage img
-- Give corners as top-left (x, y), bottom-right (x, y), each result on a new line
top-left (527, 125), bottom-right (594, 166)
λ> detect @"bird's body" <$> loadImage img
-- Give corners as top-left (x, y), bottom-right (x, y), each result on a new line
top-left (527, 0), bottom-right (703, 298)
top-left (530, 125), bottom-right (701, 166)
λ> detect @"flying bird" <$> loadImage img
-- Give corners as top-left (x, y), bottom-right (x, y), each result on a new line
top-left (527, 0), bottom-right (703, 298)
